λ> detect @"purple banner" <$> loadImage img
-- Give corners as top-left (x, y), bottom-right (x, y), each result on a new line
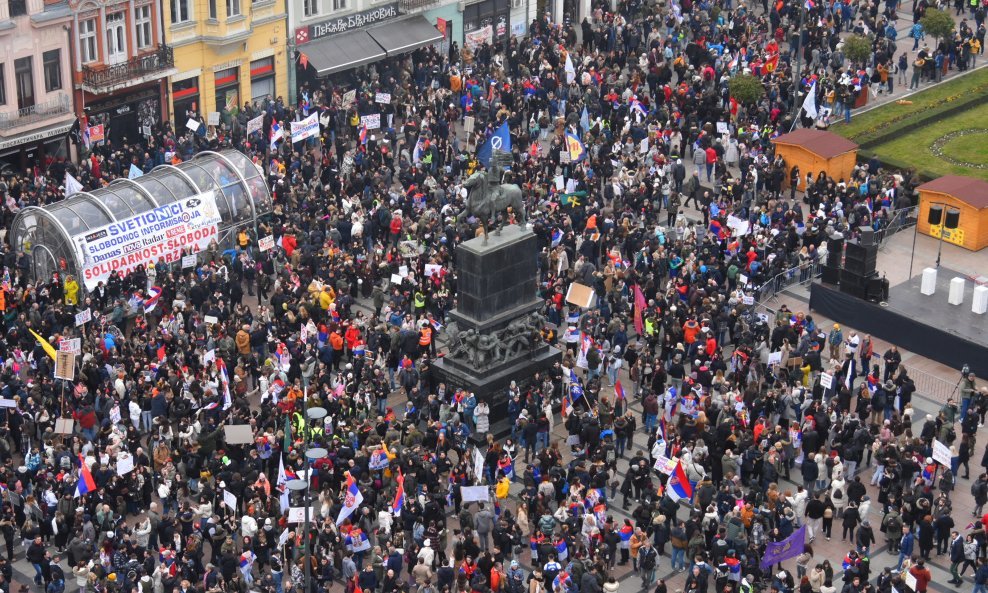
top-left (760, 525), bottom-right (807, 569)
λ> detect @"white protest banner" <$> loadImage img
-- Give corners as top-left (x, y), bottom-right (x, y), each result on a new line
top-left (904, 571), bottom-right (917, 591)
top-left (204, 315), bottom-right (218, 325)
top-left (360, 114), bottom-right (381, 130)
top-left (0, 399), bottom-right (17, 408)
top-left (390, 274), bottom-right (403, 285)
top-left (258, 235), bottom-right (276, 252)
top-left (342, 90), bottom-right (356, 108)
top-left (207, 112), bottom-right (220, 126)
top-left (461, 486), bottom-right (490, 503)
top-left (727, 215), bottom-right (751, 236)
top-left (742, 295), bottom-right (755, 305)
top-left (716, 121), bottom-right (729, 134)
top-left (398, 265), bottom-right (409, 277)
top-left (375, 93), bottom-right (391, 104)
top-left (463, 116), bottom-right (475, 134)
top-left (60, 338), bottom-right (82, 353)
top-left (203, 349), bottom-right (216, 365)
top-left (425, 264), bottom-right (442, 277)
top-left (223, 489), bottom-right (238, 511)
top-left (186, 118), bottom-right (200, 132)
top-left (768, 351), bottom-right (783, 366)
top-left (109, 405), bottom-right (121, 424)
top-left (291, 112), bottom-right (320, 143)
top-left (116, 453), bottom-right (134, 476)
top-left (288, 507), bottom-right (318, 523)
top-left (182, 254), bottom-right (197, 269)
top-left (75, 308), bottom-right (92, 326)
top-left (247, 114), bottom-right (264, 136)
top-left (932, 439), bottom-right (952, 466)
top-left (73, 191), bottom-right (223, 291)
top-left (639, 138), bottom-right (649, 154)
top-left (820, 373), bottom-right (834, 389)
top-left (738, 274), bottom-right (749, 286)
top-left (279, 529), bottom-right (291, 547)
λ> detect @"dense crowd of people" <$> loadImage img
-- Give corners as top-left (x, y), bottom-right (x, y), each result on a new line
top-left (0, 2), bottom-right (984, 593)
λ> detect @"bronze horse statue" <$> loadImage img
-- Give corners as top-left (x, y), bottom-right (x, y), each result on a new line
top-left (458, 170), bottom-right (527, 243)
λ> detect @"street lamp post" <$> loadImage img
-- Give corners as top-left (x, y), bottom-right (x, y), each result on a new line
top-left (287, 404), bottom-right (328, 593)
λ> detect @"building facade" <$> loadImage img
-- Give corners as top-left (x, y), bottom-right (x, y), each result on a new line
top-left (68, 0), bottom-right (176, 148)
top-left (0, 0), bottom-right (76, 172)
top-left (163, 0), bottom-right (287, 126)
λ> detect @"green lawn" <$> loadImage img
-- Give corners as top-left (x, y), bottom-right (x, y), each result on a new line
top-left (864, 100), bottom-right (988, 180)
top-left (940, 131), bottom-right (988, 165)
top-left (831, 67), bottom-right (988, 145)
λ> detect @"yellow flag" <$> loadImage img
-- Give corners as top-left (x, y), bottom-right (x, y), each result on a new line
top-left (29, 329), bottom-right (57, 360)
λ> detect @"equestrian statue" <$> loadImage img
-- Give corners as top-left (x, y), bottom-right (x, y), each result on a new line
top-left (458, 149), bottom-right (526, 243)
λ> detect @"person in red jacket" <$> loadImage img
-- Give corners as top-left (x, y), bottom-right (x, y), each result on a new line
top-left (704, 145), bottom-right (718, 181)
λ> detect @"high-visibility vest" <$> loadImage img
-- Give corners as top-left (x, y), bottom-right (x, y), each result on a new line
top-left (414, 292), bottom-right (426, 309)
top-left (419, 327), bottom-right (432, 346)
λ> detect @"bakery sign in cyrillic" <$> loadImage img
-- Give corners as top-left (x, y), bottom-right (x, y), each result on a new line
top-left (295, 3), bottom-right (398, 44)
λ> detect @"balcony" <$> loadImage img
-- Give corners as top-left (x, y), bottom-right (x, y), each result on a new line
top-left (0, 93), bottom-right (72, 131)
top-left (398, 0), bottom-right (442, 12)
top-left (81, 44), bottom-right (176, 95)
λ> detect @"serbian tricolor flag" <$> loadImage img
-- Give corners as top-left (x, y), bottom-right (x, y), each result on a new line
top-left (551, 228), bottom-right (563, 247)
top-left (667, 460), bottom-right (694, 502)
top-left (358, 124), bottom-right (368, 145)
top-left (392, 470), bottom-right (406, 516)
top-left (336, 472), bottom-right (363, 525)
top-left (497, 456), bottom-right (513, 479)
top-left (619, 524), bottom-right (634, 542)
top-left (555, 539), bottom-right (568, 560)
top-left (615, 380), bottom-right (626, 402)
top-left (75, 455), bottom-right (96, 498)
top-left (561, 393), bottom-right (573, 419)
top-left (144, 286), bottom-right (163, 313)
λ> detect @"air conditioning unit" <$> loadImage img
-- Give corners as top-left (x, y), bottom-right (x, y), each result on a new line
top-left (456, 0), bottom-right (465, 11)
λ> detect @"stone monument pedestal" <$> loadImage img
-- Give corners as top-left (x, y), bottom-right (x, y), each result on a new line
top-left (433, 225), bottom-right (561, 435)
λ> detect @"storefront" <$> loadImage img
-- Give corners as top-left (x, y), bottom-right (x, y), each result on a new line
top-left (172, 75), bottom-right (200, 121)
top-left (214, 66), bottom-right (241, 116)
top-left (462, 0), bottom-right (511, 49)
top-left (84, 84), bottom-right (163, 146)
top-left (296, 4), bottom-right (443, 78)
top-left (0, 124), bottom-right (74, 176)
top-left (250, 57), bottom-right (276, 103)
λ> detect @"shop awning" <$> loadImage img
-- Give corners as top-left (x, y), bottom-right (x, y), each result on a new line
top-left (305, 30), bottom-right (387, 76)
top-left (368, 16), bottom-right (443, 55)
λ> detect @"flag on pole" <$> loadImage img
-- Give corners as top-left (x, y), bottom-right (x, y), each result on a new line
top-left (65, 172), bottom-right (84, 197)
top-left (277, 455), bottom-right (290, 512)
top-left (564, 53), bottom-right (576, 84)
top-left (270, 122), bottom-right (283, 147)
top-left (565, 132), bottom-right (587, 163)
top-left (802, 81), bottom-right (818, 119)
top-left (75, 455), bottom-right (96, 497)
top-left (336, 472), bottom-right (363, 525)
top-left (667, 460), bottom-right (694, 502)
top-left (128, 165), bottom-right (144, 179)
top-left (217, 358), bottom-right (233, 410)
top-left (615, 380), bottom-right (626, 402)
top-left (393, 469), bottom-right (406, 516)
top-left (633, 284), bottom-right (647, 336)
top-left (29, 329), bottom-right (57, 360)
top-left (143, 286), bottom-right (163, 313)
top-left (476, 122), bottom-right (511, 167)
top-left (580, 106), bottom-right (590, 133)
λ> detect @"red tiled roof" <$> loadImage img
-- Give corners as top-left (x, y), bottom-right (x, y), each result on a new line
top-left (919, 176), bottom-right (988, 209)
top-left (772, 129), bottom-right (859, 159)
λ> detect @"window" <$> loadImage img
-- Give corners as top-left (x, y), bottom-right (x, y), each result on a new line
top-left (79, 18), bottom-right (98, 63)
top-left (8, 0), bottom-right (27, 17)
top-left (170, 0), bottom-right (191, 23)
top-left (43, 50), bottom-right (61, 92)
top-left (250, 57), bottom-right (274, 102)
top-left (135, 5), bottom-right (153, 49)
top-left (14, 57), bottom-right (33, 110)
top-left (208, 0), bottom-right (216, 18)
top-left (0, 64), bottom-right (6, 105)
top-left (331, 0), bottom-right (345, 10)
top-left (106, 12), bottom-right (127, 64)
top-left (303, 0), bottom-right (318, 17)
top-left (226, 0), bottom-right (240, 16)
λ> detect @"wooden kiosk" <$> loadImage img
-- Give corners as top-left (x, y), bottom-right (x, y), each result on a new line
top-left (772, 129), bottom-right (859, 191)
top-left (917, 176), bottom-right (988, 251)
